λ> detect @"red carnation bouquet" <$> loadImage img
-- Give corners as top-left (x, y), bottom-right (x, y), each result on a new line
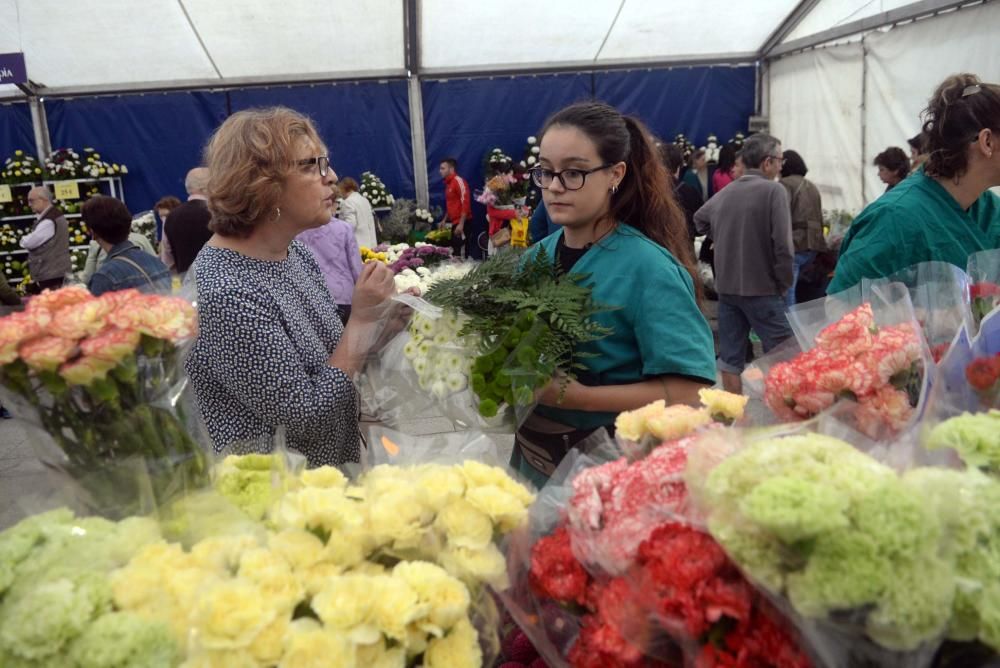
top-left (0, 285), bottom-right (208, 516)
top-left (500, 428), bottom-right (810, 668)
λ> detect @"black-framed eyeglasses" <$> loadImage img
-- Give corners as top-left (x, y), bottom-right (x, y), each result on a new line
top-left (297, 156), bottom-right (330, 177)
top-left (530, 164), bottom-right (613, 191)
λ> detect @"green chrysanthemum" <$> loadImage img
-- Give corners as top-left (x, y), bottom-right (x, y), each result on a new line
top-left (68, 612), bottom-right (177, 668)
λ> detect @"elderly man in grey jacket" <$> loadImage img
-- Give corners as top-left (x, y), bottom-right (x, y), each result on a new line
top-left (21, 186), bottom-right (72, 292)
top-left (695, 133), bottom-right (795, 394)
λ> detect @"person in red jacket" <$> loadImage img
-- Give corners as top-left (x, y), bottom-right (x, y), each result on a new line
top-left (438, 158), bottom-right (472, 257)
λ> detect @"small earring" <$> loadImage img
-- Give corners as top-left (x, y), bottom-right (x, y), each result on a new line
top-left (274, 207), bottom-right (281, 221)
top-left (610, 184), bottom-right (619, 194)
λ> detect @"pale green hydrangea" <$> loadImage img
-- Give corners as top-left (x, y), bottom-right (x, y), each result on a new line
top-left (925, 411), bottom-right (1000, 473)
top-left (68, 611), bottom-right (177, 668)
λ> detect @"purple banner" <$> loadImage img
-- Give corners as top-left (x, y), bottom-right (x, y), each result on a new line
top-left (0, 53), bottom-right (27, 85)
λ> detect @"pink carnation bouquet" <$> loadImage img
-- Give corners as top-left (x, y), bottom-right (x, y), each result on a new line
top-left (0, 286), bottom-right (207, 515)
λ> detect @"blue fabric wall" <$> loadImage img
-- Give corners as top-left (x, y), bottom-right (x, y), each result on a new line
top-left (45, 92), bottom-right (228, 213)
top-left (0, 101), bottom-right (37, 159)
top-left (422, 73), bottom-right (592, 257)
top-left (229, 81), bottom-right (413, 200)
top-left (595, 66), bottom-right (755, 149)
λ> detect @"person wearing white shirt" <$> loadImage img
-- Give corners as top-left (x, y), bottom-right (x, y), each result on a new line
top-left (21, 186), bottom-right (72, 292)
top-left (337, 177), bottom-right (379, 249)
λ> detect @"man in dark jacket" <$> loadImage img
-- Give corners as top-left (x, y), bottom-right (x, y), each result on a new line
top-left (162, 167), bottom-right (213, 274)
top-left (21, 186), bottom-right (72, 292)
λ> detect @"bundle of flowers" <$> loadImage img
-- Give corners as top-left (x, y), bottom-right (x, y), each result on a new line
top-left (509, 396), bottom-right (806, 668)
top-left (70, 247), bottom-right (90, 273)
top-left (80, 147), bottom-right (127, 179)
top-left (511, 136), bottom-right (540, 202)
top-left (411, 206), bottom-right (436, 229)
top-left (485, 147), bottom-right (514, 177)
top-left (132, 210), bottom-right (157, 248)
top-left (0, 508), bottom-right (176, 666)
top-left (361, 246), bottom-right (389, 264)
top-left (424, 227), bottom-right (452, 247)
top-left (1, 257), bottom-right (28, 283)
top-left (360, 170), bottom-right (394, 208)
top-left (0, 223), bottom-right (20, 252)
top-left (961, 353), bottom-right (1000, 407)
top-left (44, 148), bottom-right (85, 179)
top-left (422, 249), bottom-right (612, 421)
top-left (394, 261), bottom-right (471, 298)
top-left (925, 410), bottom-right (1000, 474)
top-left (0, 286), bottom-right (207, 514)
top-left (67, 218), bottom-right (89, 246)
top-left (1, 149), bottom-right (44, 183)
top-left (388, 244), bottom-right (453, 274)
top-left (476, 173), bottom-right (517, 207)
top-left (694, 430), bottom-right (1000, 661)
top-left (764, 303), bottom-right (925, 438)
top-left (403, 309), bottom-right (474, 400)
top-left (971, 282), bottom-right (1000, 327)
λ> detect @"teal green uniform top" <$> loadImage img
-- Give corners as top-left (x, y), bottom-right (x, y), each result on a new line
top-left (531, 224), bottom-right (717, 431)
top-left (829, 168), bottom-right (1000, 294)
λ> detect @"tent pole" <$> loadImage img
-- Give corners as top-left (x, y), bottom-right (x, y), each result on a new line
top-left (404, 0), bottom-right (429, 207)
top-left (27, 96), bottom-right (52, 159)
top-left (860, 38), bottom-right (869, 208)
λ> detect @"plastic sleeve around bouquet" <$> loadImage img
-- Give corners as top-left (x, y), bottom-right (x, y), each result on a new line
top-left (866, 262), bottom-right (974, 364)
top-left (967, 249), bottom-right (1000, 330)
top-left (681, 422), bottom-right (1000, 668)
top-left (0, 287), bottom-right (209, 519)
top-left (357, 294), bottom-right (538, 432)
top-left (760, 281), bottom-right (932, 440)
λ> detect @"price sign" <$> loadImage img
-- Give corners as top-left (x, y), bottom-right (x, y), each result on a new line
top-left (0, 185), bottom-right (11, 204)
top-left (54, 181), bottom-right (80, 200)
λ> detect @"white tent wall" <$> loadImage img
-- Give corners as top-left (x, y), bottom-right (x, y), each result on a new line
top-left (862, 1), bottom-right (1000, 203)
top-left (768, 0), bottom-right (999, 213)
top-left (769, 43), bottom-right (865, 213)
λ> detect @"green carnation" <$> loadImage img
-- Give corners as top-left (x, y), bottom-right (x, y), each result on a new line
top-left (479, 398), bottom-right (499, 418)
top-left (850, 481), bottom-right (940, 558)
top-left (0, 571), bottom-right (111, 660)
top-left (866, 557), bottom-right (955, 651)
top-left (739, 475), bottom-right (849, 543)
top-left (68, 612), bottom-right (177, 668)
top-left (787, 529), bottom-right (890, 617)
top-left (926, 411), bottom-right (1000, 473)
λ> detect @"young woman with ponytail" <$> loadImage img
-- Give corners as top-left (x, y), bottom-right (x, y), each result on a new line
top-left (511, 101), bottom-right (716, 487)
top-left (830, 73), bottom-right (1000, 293)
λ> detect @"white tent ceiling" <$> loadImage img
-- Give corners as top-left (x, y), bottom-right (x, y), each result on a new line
top-left (0, 0), bottom-right (977, 100)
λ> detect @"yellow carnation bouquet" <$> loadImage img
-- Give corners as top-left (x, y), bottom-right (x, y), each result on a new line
top-left (0, 285), bottom-right (208, 516)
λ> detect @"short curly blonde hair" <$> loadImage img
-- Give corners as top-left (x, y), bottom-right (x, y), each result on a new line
top-left (204, 107), bottom-right (327, 238)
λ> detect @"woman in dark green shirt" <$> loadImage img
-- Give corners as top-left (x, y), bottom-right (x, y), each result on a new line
top-left (511, 102), bottom-right (716, 488)
top-left (831, 74), bottom-right (1000, 294)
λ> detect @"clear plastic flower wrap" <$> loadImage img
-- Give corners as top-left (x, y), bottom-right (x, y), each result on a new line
top-left (358, 294), bottom-right (539, 432)
top-left (748, 282), bottom-right (932, 440)
top-left (684, 422), bottom-right (1000, 668)
top-left (0, 286), bottom-right (209, 518)
top-left (967, 249), bottom-right (1000, 332)
top-left (500, 428), bottom-right (812, 667)
top-left (865, 262), bottom-right (974, 364)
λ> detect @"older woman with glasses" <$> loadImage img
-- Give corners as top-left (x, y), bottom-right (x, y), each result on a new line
top-left (830, 73), bottom-right (1000, 293)
top-left (187, 107), bottom-right (396, 467)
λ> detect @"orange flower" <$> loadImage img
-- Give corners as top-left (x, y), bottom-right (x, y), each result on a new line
top-left (97, 288), bottom-right (142, 311)
top-left (80, 327), bottom-right (141, 364)
top-left (59, 355), bottom-right (115, 386)
top-left (855, 385), bottom-right (914, 437)
top-left (0, 310), bottom-right (51, 363)
top-left (109, 295), bottom-right (197, 343)
top-left (19, 336), bottom-right (77, 371)
top-left (48, 298), bottom-right (113, 340)
top-left (814, 303), bottom-right (875, 356)
top-left (27, 285), bottom-right (93, 314)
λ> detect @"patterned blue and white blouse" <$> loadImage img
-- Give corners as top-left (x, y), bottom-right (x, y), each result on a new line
top-left (187, 242), bottom-right (360, 466)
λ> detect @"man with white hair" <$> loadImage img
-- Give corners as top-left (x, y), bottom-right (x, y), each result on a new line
top-left (161, 167), bottom-right (213, 274)
top-left (21, 186), bottom-right (72, 292)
